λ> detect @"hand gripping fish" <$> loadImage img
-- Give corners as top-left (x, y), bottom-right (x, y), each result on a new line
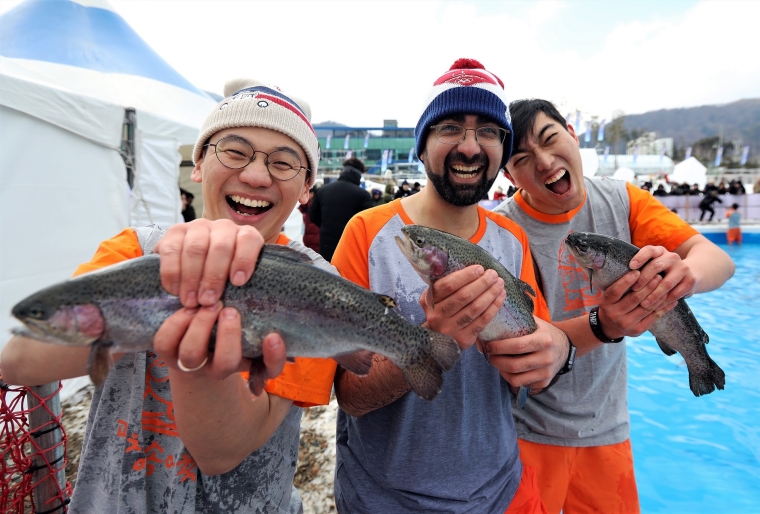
top-left (565, 231), bottom-right (725, 396)
top-left (395, 225), bottom-right (539, 408)
top-left (11, 245), bottom-right (461, 401)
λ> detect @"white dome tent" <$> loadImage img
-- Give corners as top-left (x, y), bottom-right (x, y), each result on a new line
top-left (0, 0), bottom-right (217, 346)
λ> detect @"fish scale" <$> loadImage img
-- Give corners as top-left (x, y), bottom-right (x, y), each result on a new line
top-left (12, 245), bottom-right (461, 401)
top-left (564, 231), bottom-right (725, 397)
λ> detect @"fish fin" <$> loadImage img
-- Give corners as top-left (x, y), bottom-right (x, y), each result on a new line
top-left (688, 355), bottom-right (726, 397)
top-left (262, 244), bottom-right (314, 264)
top-left (377, 294), bottom-right (397, 309)
top-left (515, 386), bottom-right (529, 409)
top-left (517, 279), bottom-right (536, 313)
top-left (654, 337), bottom-right (678, 356)
top-left (334, 350), bottom-right (375, 376)
top-left (588, 269), bottom-right (595, 293)
top-left (400, 330), bottom-right (460, 401)
top-left (87, 342), bottom-right (114, 388)
top-left (247, 357), bottom-right (268, 396)
top-left (286, 356), bottom-right (296, 363)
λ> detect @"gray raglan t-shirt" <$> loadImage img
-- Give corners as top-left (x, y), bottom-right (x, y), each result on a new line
top-left (69, 225), bottom-right (335, 514)
top-left (333, 204), bottom-right (529, 513)
top-left (494, 177), bottom-right (633, 446)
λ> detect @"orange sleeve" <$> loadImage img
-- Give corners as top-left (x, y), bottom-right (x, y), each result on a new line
top-left (485, 211), bottom-right (550, 322)
top-left (626, 182), bottom-right (699, 251)
top-left (73, 228), bottom-right (143, 277)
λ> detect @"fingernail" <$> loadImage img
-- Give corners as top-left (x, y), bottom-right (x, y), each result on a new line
top-left (200, 290), bottom-right (217, 305)
top-left (185, 291), bottom-right (197, 306)
top-left (233, 271), bottom-right (246, 286)
top-left (222, 308), bottom-right (237, 319)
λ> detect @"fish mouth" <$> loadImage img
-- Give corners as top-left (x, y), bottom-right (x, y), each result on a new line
top-left (227, 195), bottom-right (273, 216)
top-left (544, 168), bottom-right (571, 195)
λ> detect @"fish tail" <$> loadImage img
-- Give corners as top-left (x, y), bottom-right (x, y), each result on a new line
top-left (401, 331), bottom-right (460, 401)
top-left (515, 386), bottom-right (529, 409)
top-left (688, 356), bottom-right (726, 397)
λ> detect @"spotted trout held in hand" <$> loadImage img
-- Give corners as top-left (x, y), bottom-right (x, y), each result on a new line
top-left (395, 225), bottom-right (538, 408)
top-left (11, 245), bottom-right (460, 401)
top-left (565, 231), bottom-right (725, 397)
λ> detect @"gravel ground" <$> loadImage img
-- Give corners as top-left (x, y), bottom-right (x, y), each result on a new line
top-left (60, 386), bottom-right (338, 513)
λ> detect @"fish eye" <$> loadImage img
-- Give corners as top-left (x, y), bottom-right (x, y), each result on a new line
top-left (29, 306), bottom-right (45, 319)
top-left (415, 237), bottom-right (425, 245)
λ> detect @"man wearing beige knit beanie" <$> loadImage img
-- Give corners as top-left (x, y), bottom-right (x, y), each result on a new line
top-left (3, 78), bottom-right (336, 513)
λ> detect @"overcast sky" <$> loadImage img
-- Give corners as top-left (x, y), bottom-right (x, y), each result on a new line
top-left (2, 0), bottom-right (758, 127)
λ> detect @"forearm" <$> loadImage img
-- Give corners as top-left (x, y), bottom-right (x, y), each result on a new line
top-left (334, 354), bottom-right (410, 417)
top-left (552, 316), bottom-right (603, 358)
top-left (679, 239), bottom-right (734, 294)
top-left (169, 370), bottom-right (293, 475)
top-left (0, 336), bottom-right (93, 385)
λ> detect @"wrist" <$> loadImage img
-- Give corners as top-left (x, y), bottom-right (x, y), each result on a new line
top-left (555, 336), bottom-right (576, 376)
top-left (589, 306), bottom-right (624, 343)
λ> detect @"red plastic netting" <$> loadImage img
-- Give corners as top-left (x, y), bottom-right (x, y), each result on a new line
top-left (1, 380), bottom-right (71, 514)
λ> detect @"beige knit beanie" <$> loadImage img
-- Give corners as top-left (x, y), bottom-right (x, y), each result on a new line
top-left (193, 79), bottom-right (319, 182)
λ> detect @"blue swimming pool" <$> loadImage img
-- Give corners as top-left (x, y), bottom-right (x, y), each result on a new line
top-left (628, 242), bottom-right (760, 513)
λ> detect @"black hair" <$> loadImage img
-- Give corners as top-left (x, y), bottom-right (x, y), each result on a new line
top-left (343, 157), bottom-right (366, 173)
top-left (509, 99), bottom-right (568, 153)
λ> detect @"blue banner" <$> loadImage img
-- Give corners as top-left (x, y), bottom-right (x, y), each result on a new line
top-left (603, 146), bottom-right (609, 163)
top-left (584, 122), bottom-right (591, 143)
top-left (633, 146), bottom-right (638, 164)
top-left (325, 134), bottom-right (331, 149)
top-left (388, 149), bottom-right (394, 164)
top-left (381, 150), bottom-right (388, 172)
top-left (715, 147), bottom-right (723, 167)
top-left (597, 119), bottom-right (605, 141)
top-left (741, 146), bottom-right (750, 166)
top-left (685, 146), bottom-right (692, 159)
top-left (364, 133), bottom-right (370, 148)
top-left (344, 134), bottom-right (350, 149)
top-left (574, 111), bottom-right (582, 131)
top-left (345, 150), bottom-right (353, 159)
top-left (408, 147), bottom-right (414, 163)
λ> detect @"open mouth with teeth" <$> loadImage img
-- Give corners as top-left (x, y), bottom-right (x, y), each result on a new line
top-left (227, 195), bottom-right (272, 216)
top-left (545, 168), bottom-right (571, 195)
top-left (450, 164), bottom-right (483, 179)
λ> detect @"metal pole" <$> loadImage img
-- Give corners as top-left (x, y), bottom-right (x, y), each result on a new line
top-left (27, 382), bottom-right (67, 513)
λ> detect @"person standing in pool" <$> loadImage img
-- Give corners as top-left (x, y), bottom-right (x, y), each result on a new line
top-left (493, 98), bottom-right (735, 514)
top-left (726, 202), bottom-right (742, 245)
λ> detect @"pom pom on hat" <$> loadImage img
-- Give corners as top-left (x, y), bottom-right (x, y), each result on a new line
top-left (414, 58), bottom-right (513, 168)
top-left (193, 78), bottom-right (319, 182)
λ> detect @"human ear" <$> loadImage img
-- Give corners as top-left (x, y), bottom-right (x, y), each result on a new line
top-left (191, 158), bottom-right (203, 183)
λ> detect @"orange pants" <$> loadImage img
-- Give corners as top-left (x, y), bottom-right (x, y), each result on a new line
top-left (727, 227), bottom-right (742, 244)
top-left (517, 439), bottom-right (640, 514)
top-left (504, 464), bottom-right (548, 514)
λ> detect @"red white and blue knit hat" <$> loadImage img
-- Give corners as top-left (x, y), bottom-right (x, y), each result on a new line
top-left (414, 58), bottom-right (513, 168)
top-left (193, 78), bottom-right (320, 183)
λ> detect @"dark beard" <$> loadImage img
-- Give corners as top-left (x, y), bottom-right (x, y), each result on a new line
top-left (425, 152), bottom-right (498, 207)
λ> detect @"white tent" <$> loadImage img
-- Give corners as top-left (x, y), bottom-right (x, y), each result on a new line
top-left (612, 167), bottom-right (636, 183)
top-left (669, 157), bottom-right (707, 189)
top-left (0, 0), bottom-right (217, 344)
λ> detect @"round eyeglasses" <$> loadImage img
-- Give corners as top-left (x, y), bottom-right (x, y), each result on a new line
top-left (203, 136), bottom-right (309, 181)
top-left (430, 124), bottom-right (509, 147)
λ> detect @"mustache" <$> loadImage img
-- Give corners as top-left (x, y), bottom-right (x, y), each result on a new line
top-left (445, 151), bottom-right (488, 168)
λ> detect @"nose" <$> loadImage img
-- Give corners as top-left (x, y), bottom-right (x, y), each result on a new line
top-left (534, 148), bottom-right (554, 172)
top-left (457, 128), bottom-right (481, 157)
top-left (238, 154), bottom-right (273, 187)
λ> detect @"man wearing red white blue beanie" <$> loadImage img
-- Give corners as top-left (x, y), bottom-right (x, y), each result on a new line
top-left (332, 58), bottom-right (572, 513)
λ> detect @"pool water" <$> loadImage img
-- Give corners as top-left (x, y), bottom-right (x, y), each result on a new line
top-left (629, 243), bottom-right (760, 513)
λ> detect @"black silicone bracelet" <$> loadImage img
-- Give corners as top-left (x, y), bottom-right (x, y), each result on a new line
top-left (556, 337), bottom-right (577, 375)
top-left (589, 306), bottom-right (624, 343)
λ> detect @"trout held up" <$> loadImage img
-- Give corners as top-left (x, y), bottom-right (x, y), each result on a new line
top-left (11, 245), bottom-right (460, 401)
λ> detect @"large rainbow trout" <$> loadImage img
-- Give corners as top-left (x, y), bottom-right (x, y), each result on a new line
top-left (565, 231), bottom-right (725, 396)
top-left (12, 245), bottom-right (460, 401)
top-left (395, 225), bottom-right (538, 407)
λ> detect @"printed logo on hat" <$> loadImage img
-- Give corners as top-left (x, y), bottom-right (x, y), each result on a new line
top-left (435, 69), bottom-right (500, 87)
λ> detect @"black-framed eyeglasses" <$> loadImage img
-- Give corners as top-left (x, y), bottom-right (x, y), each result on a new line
top-left (203, 135), bottom-right (309, 181)
top-left (430, 124), bottom-right (509, 147)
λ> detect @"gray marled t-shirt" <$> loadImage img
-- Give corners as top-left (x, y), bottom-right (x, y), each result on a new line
top-left (69, 225), bottom-right (335, 514)
top-left (494, 177), bottom-right (633, 446)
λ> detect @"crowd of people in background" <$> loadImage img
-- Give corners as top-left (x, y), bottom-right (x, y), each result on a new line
top-left (647, 178), bottom-right (747, 196)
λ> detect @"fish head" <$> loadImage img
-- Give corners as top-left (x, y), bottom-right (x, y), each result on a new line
top-left (564, 232), bottom-right (610, 271)
top-left (12, 292), bottom-right (104, 346)
top-left (395, 226), bottom-right (449, 282)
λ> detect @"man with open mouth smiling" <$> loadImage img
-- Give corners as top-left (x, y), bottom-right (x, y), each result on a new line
top-left (330, 59), bottom-right (573, 514)
top-left (494, 99), bottom-right (734, 514)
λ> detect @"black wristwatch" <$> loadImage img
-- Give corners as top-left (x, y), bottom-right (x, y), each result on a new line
top-left (556, 336), bottom-right (577, 376)
top-left (589, 306), bottom-right (624, 343)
